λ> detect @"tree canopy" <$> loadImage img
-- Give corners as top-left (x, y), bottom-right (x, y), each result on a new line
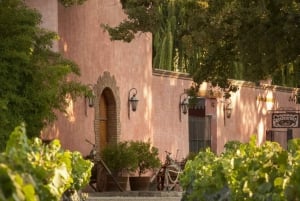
top-left (0, 0), bottom-right (89, 151)
top-left (104, 0), bottom-right (300, 90)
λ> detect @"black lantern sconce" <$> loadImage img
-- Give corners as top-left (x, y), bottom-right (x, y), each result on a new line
top-left (225, 102), bottom-right (232, 118)
top-left (289, 91), bottom-right (300, 104)
top-left (87, 95), bottom-right (95, 108)
top-left (128, 88), bottom-right (139, 119)
top-left (85, 84), bottom-right (95, 116)
top-left (223, 98), bottom-right (232, 125)
top-left (179, 93), bottom-right (189, 121)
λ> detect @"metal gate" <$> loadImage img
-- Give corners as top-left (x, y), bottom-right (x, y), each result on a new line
top-left (188, 116), bottom-right (211, 153)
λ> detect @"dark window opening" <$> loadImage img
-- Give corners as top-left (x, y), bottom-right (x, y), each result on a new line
top-left (188, 98), bottom-right (211, 153)
top-left (266, 129), bottom-right (293, 149)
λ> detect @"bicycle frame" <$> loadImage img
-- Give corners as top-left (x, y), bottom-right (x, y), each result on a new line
top-left (156, 151), bottom-right (184, 191)
top-left (84, 139), bottom-right (124, 192)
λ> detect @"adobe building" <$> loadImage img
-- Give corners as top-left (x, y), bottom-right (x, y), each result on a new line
top-left (25, 0), bottom-right (300, 161)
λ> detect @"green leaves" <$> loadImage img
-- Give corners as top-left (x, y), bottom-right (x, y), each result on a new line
top-left (0, 124), bottom-right (92, 201)
top-left (58, 0), bottom-right (87, 7)
top-left (70, 151), bottom-right (93, 190)
top-left (180, 149), bottom-right (227, 201)
top-left (128, 140), bottom-right (161, 176)
top-left (0, 0), bottom-right (90, 151)
top-left (101, 141), bottom-right (138, 175)
top-left (181, 136), bottom-right (300, 201)
top-left (101, 140), bottom-right (161, 177)
top-left (106, 0), bottom-right (300, 91)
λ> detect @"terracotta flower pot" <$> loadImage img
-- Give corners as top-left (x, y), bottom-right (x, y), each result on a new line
top-left (129, 176), bottom-right (151, 191)
top-left (106, 176), bottom-right (128, 191)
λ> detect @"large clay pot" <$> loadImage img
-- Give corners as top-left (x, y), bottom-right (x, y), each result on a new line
top-left (106, 175), bottom-right (128, 191)
top-left (129, 176), bottom-right (151, 191)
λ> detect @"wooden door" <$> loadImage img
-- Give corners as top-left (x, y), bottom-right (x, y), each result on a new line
top-left (99, 94), bottom-right (108, 151)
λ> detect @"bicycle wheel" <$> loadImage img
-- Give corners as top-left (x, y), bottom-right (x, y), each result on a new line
top-left (164, 165), bottom-right (181, 191)
top-left (156, 167), bottom-right (166, 191)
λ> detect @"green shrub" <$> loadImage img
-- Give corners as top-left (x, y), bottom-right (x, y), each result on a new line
top-left (101, 141), bottom-right (138, 176)
top-left (129, 140), bottom-right (161, 176)
top-left (0, 124), bottom-right (92, 201)
top-left (180, 135), bottom-right (300, 201)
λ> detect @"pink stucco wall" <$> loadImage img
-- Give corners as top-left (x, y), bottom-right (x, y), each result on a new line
top-left (55, 0), bottom-right (194, 160)
top-left (211, 81), bottom-right (300, 154)
top-left (26, 0), bottom-right (300, 160)
top-left (151, 72), bottom-right (191, 160)
top-left (25, 0), bottom-right (58, 51)
top-left (56, 0), bottom-right (155, 154)
top-left (26, 0), bottom-right (192, 160)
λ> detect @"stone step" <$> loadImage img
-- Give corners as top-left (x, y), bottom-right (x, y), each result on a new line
top-left (87, 197), bottom-right (181, 201)
top-left (86, 191), bottom-right (182, 201)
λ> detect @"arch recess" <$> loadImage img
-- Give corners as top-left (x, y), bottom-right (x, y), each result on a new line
top-left (93, 71), bottom-right (121, 156)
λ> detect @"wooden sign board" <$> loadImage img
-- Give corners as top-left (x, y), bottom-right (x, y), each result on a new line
top-left (272, 113), bottom-right (300, 128)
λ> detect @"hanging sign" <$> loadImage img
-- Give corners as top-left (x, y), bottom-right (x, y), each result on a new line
top-left (272, 113), bottom-right (300, 128)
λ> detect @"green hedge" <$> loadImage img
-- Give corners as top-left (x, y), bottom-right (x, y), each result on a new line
top-left (180, 136), bottom-right (300, 201)
top-left (0, 124), bottom-right (92, 201)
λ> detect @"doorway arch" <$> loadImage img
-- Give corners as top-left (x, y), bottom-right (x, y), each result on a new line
top-left (94, 72), bottom-right (121, 155)
top-left (98, 88), bottom-right (117, 150)
top-left (93, 72), bottom-right (121, 191)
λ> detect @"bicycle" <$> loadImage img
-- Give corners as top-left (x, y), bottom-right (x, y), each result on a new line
top-left (84, 140), bottom-right (97, 191)
top-left (155, 151), bottom-right (185, 191)
top-left (84, 139), bottom-right (124, 192)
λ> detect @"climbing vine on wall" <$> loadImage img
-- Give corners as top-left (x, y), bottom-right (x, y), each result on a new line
top-left (58, 0), bottom-right (87, 7)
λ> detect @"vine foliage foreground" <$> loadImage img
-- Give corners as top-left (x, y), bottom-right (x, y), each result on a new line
top-left (0, 124), bottom-right (92, 201)
top-left (180, 136), bottom-right (300, 201)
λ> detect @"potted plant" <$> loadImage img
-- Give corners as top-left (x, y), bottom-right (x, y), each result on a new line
top-left (128, 140), bottom-right (161, 191)
top-left (100, 141), bottom-right (137, 191)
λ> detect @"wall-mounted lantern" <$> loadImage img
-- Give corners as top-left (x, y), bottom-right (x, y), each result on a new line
top-left (179, 93), bottom-right (189, 121)
top-left (222, 98), bottom-right (232, 125)
top-left (224, 101), bottom-right (232, 118)
top-left (128, 88), bottom-right (139, 119)
top-left (289, 91), bottom-right (300, 104)
top-left (87, 95), bottom-right (95, 108)
top-left (85, 84), bottom-right (95, 116)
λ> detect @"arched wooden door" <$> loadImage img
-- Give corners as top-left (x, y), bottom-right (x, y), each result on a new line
top-left (94, 72), bottom-right (120, 192)
top-left (99, 94), bottom-right (108, 151)
top-left (98, 87), bottom-right (117, 150)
